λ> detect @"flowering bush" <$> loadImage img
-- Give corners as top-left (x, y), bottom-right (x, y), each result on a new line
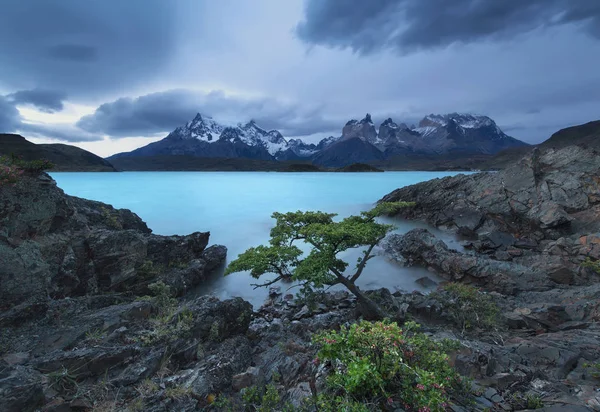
top-left (0, 155), bottom-right (54, 186)
top-left (313, 321), bottom-right (464, 411)
top-left (0, 159), bottom-right (23, 186)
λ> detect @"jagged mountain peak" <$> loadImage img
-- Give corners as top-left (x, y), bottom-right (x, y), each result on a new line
top-left (420, 113), bottom-right (495, 129)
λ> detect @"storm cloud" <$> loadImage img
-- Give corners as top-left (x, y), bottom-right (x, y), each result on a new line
top-left (77, 90), bottom-right (342, 138)
top-left (0, 0), bottom-right (177, 100)
top-left (296, 0), bottom-right (600, 53)
top-left (7, 89), bottom-right (68, 113)
top-left (0, 96), bottom-right (22, 133)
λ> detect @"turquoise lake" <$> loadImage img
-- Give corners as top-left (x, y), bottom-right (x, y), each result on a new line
top-left (51, 171), bottom-right (468, 307)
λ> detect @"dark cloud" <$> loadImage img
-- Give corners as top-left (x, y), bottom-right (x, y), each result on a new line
top-left (0, 96), bottom-right (22, 132)
top-left (7, 89), bottom-right (68, 113)
top-left (296, 0), bottom-right (600, 53)
top-left (0, 0), bottom-right (177, 100)
top-left (77, 90), bottom-right (341, 138)
top-left (17, 123), bottom-right (104, 142)
top-left (48, 45), bottom-right (97, 62)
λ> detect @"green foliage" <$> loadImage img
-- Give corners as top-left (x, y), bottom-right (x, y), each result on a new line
top-left (363, 201), bottom-right (416, 219)
top-left (584, 362), bottom-right (600, 379)
top-left (47, 366), bottom-right (79, 395)
top-left (148, 281), bottom-right (178, 315)
top-left (582, 257), bottom-right (600, 274)
top-left (313, 320), bottom-right (463, 412)
top-left (511, 393), bottom-right (544, 409)
top-left (85, 328), bottom-right (105, 343)
top-left (310, 395), bottom-right (371, 411)
top-left (135, 379), bottom-right (159, 397)
top-left (241, 384), bottom-right (283, 412)
top-left (225, 204), bottom-right (412, 317)
top-left (0, 157), bottom-right (23, 186)
top-left (432, 283), bottom-right (499, 333)
top-left (137, 282), bottom-right (193, 346)
top-left (137, 260), bottom-right (162, 279)
top-left (165, 385), bottom-right (194, 400)
top-left (101, 206), bottom-right (123, 230)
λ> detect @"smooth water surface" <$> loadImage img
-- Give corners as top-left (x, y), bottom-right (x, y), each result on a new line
top-left (51, 171), bottom-right (468, 307)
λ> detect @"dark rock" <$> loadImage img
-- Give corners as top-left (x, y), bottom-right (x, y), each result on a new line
top-left (231, 366), bottom-right (262, 391)
top-left (380, 146), bottom-right (600, 239)
top-left (415, 276), bottom-right (438, 288)
top-left (0, 365), bottom-right (44, 412)
top-left (182, 296), bottom-right (253, 342)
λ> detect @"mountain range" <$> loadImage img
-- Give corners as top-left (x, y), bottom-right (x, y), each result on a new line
top-left (108, 112), bottom-right (528, 167)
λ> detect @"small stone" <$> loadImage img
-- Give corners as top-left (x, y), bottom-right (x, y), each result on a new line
top-left (2, 352), bottom-right (29, 366)
top-left (293, 305), bottom-right (310, 320)
top-left (232, 366), bottom-right (261, 391)
top-left (268, 286), bottom-right (281, 297)
top-left (415, 276), bottom-right (438, 288)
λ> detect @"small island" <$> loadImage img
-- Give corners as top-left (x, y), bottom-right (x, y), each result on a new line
top-left (336, 162), bottom-right (384, 172)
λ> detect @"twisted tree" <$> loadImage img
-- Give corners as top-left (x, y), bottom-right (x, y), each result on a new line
top-left (225, 202), bottom-right (414, 319)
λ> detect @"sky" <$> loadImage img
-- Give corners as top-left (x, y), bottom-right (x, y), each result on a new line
top-left (0, 0), bottom-right (599, 157)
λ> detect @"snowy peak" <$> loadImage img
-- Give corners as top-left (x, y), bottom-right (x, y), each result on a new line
top-left (342, 113), bottom-right (378, 143)
top-left (237, 121), bottom-right (288, 156)
top-left (419, 113), bottom-right (496, 130)
top-left (176, 113), bottom-right (224, 142)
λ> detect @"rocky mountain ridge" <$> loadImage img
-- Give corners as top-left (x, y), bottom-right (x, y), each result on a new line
top-left (108, 112), bottom-right (528, 168)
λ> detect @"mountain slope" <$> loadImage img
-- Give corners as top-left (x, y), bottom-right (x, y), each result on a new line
top-left (478, 119), bottom-right (600, 170)
top-left (539, 120), bottom-right (600, 150)
top-left (312, 137), bottom-right (385, 167)
top-left (0, 134), bottom-right (116, 172)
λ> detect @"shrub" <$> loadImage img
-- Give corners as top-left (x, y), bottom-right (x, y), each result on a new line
top-left (313, 320), bottom-right (463, 412)
top-left (0, 157), bottom-right (23, 186)
top-left (137, 282), bottom-right (193, 346)
top-left (582, 258), bottom-right (600, 274)
top-left (0, 155), bottom-right (54, 185)
top-left (432, 283), bottom-right (499, 333)
top-left (584, 362), bottom-right (600, 379)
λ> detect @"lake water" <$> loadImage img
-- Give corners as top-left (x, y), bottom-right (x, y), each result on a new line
top-left (51, 171), bottom-right (468, 307)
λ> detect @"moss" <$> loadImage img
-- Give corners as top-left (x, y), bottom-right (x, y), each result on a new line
top-left (101, 206), bottom-right (122, 230)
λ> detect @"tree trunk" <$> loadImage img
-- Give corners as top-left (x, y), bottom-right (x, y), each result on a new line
top-left (338, 277), bottom-right (387, 320)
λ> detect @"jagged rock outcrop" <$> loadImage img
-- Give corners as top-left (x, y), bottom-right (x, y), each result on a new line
top-left (382, 146), bottom-right (600, 242)
top-left (0, 173), bottom-right (226, 310)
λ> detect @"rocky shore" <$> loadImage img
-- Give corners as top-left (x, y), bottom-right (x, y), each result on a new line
top-left (380, 145), bottom-right (600, 410)
top-left (1, 145), bottom-right (599, 411)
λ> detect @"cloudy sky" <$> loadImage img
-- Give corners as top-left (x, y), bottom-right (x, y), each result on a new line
top-left (1, 0), bottom-right (599, 157)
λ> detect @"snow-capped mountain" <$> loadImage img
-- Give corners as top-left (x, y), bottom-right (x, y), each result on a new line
top-left (173, 113), bottom-right (224, 142)
top-left (108, 111), bottom-right (528, 167)
top-left (109, 113), bottom-right (325, 162)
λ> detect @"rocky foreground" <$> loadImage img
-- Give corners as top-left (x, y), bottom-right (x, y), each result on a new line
top-left (1, 146), bottom-right (599, 411)
top-left (381, 145), bottom-right (600, 410)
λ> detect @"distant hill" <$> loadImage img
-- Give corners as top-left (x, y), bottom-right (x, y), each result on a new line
top-left (0, 134), bottom-right (116, 172)
top-left (477, 120), bottom-right (600, 170)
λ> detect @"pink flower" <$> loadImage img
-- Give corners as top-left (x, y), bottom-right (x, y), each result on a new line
top-left (416, 384), bottom-right (426, 390)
